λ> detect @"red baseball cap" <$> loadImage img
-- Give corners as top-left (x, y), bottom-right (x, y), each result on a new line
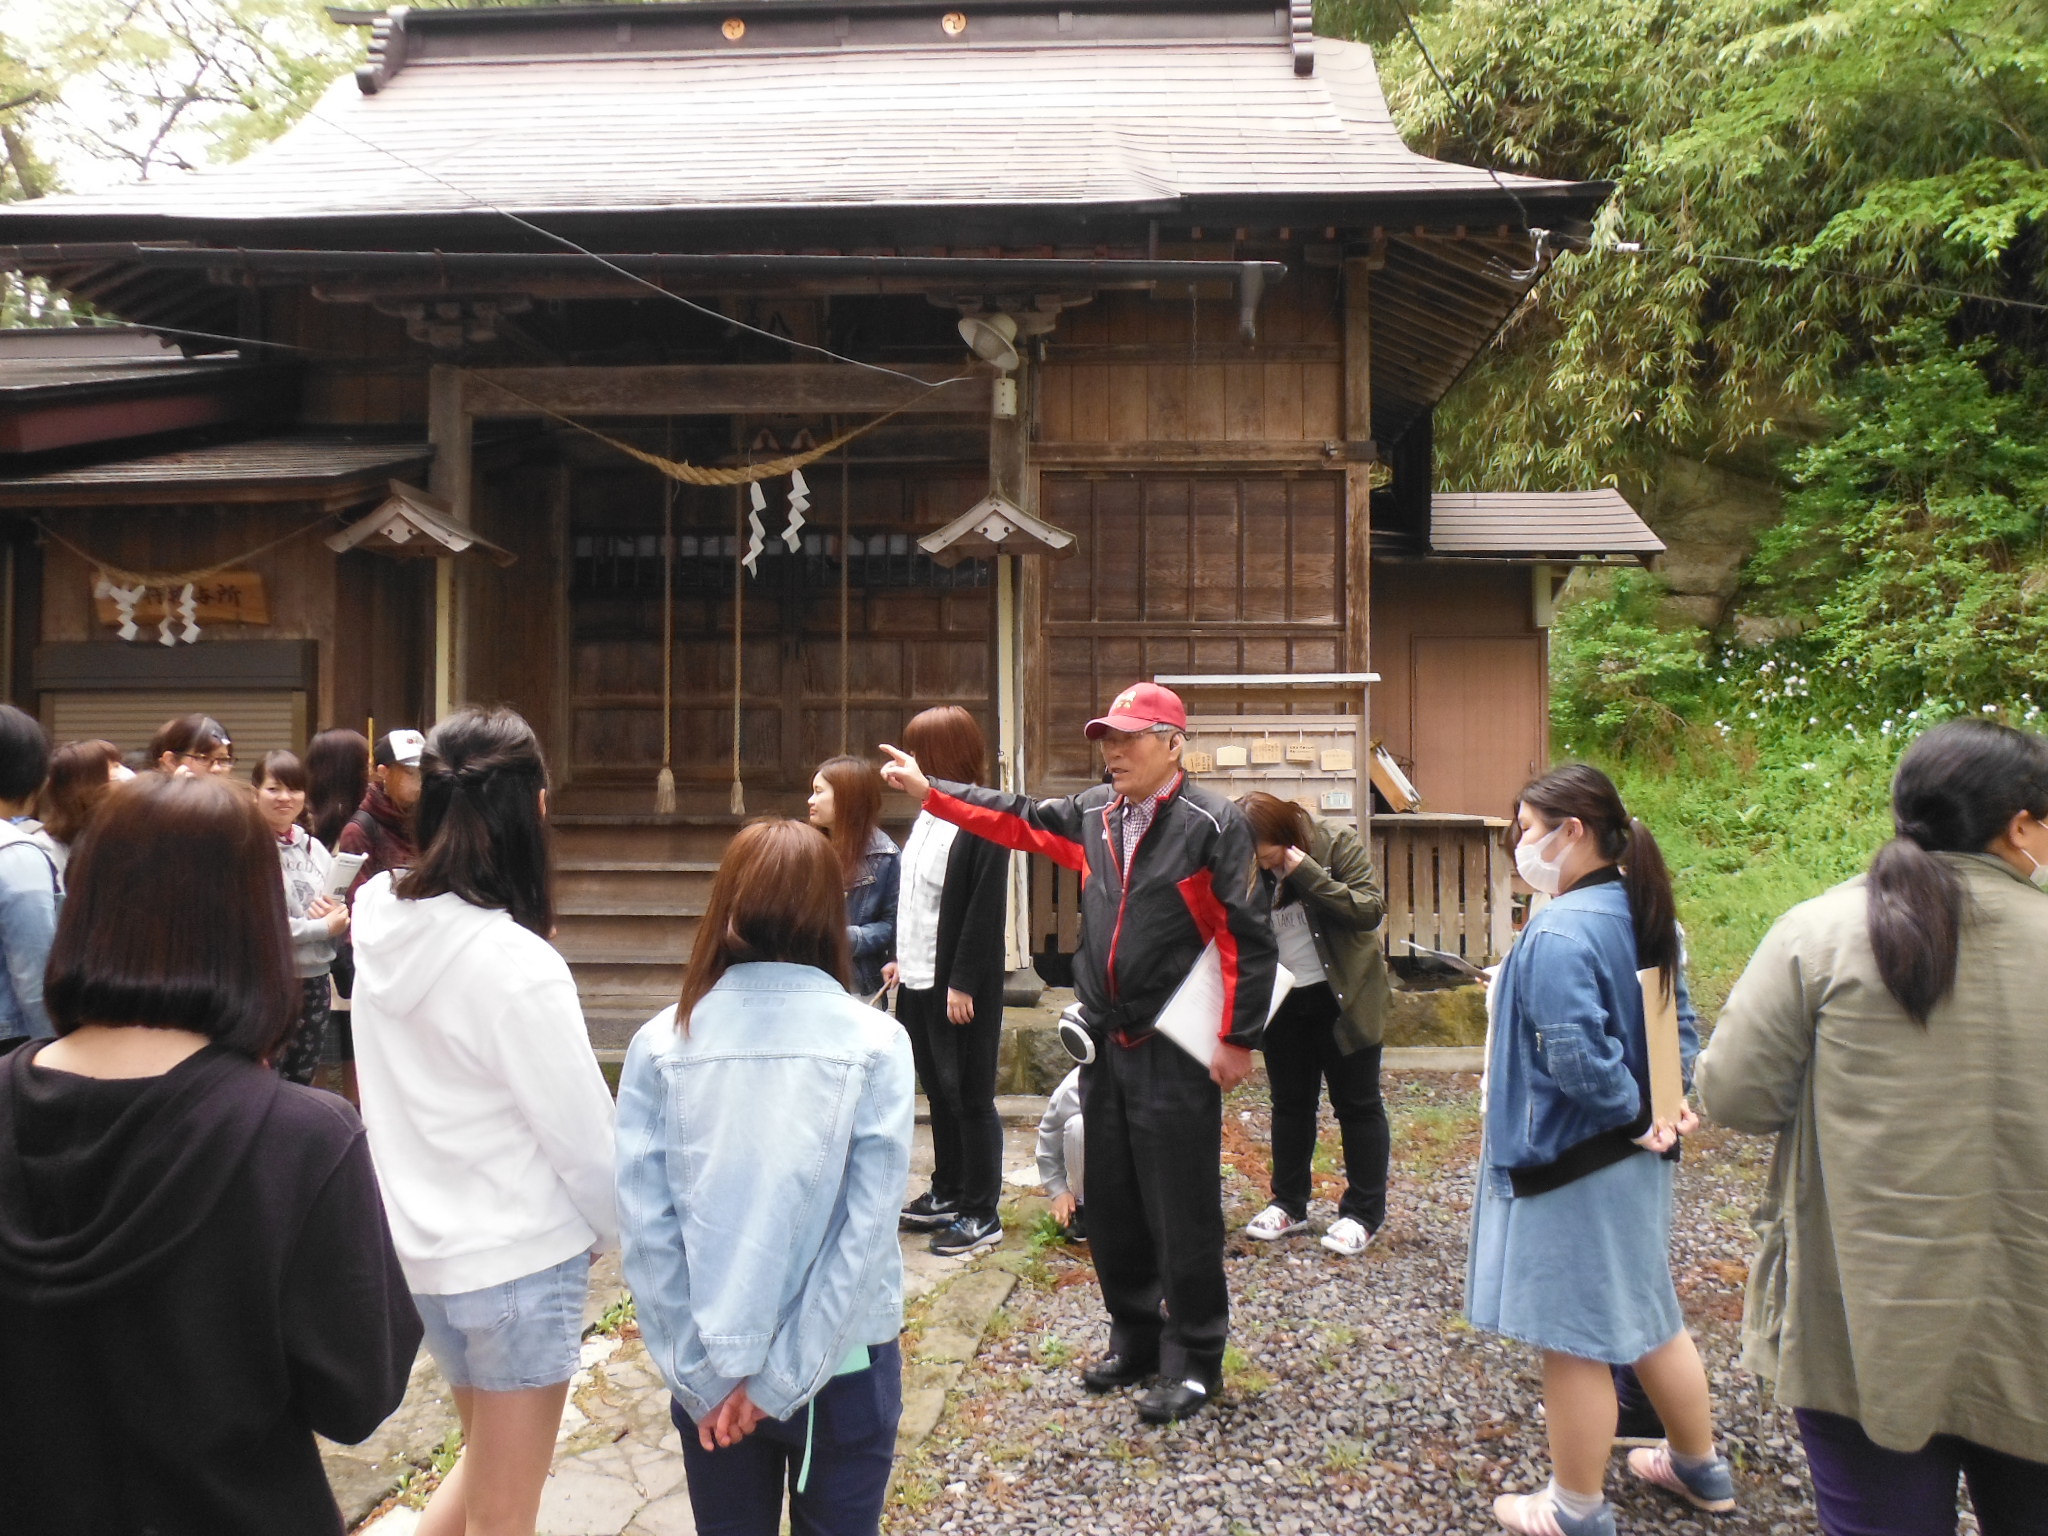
top-left (1085, 682), bottom-right (1188, 739)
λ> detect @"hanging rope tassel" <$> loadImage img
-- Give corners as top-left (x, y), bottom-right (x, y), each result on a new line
top-left (655, 424), bottom-right (678, 816)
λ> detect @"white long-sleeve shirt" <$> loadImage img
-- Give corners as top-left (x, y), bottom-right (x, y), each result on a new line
top-left (350, 873), bottom-right (618, 1295)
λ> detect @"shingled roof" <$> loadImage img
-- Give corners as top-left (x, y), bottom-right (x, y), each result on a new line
top-left (3, 2), bottom-right (1599, 225)
top-left (0, 1), bottom-right (1611, 449)
top-left (1429, 489), bottom-right (1664, 562)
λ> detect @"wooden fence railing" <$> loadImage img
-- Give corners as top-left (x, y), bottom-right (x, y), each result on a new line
top-left (1025, 810), bottom-right (1514, 978)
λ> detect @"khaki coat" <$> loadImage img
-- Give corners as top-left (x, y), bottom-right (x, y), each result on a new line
top-left (1275, 819), bottom-right (1393, 1053)
top-left (1696, 853), bottom-right (2048, 1462)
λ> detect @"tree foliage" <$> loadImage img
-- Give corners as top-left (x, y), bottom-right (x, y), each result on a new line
top-left (1319, 0), bottom-right (2048, 488)
top-left (1750, 321), bottom-right (2048, 708)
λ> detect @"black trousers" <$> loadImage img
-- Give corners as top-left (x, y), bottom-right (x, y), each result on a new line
top-left (1263, 981), bottom-right (1389, 1230)
top-left (1085, 1031), bottom-right (1229, 1385)
top-left (898, 981), bottom-right (1005, 1223)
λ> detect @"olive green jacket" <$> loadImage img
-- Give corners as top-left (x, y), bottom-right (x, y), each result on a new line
top-left (1696, 854), bottom-right (2048, 1463)
top-left (1272, 819), bottom-right (1393, 1054)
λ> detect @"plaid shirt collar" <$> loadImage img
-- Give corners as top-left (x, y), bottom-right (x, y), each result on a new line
top-left (1113, 771), bottom-right (1183, 875)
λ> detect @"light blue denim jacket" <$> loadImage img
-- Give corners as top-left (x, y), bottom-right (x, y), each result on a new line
top-left (1484, 880), bottom-right (1698, 1181)
top-left (0, 821), bottom-right (60, 1042)
top-left (616, 962), bottom-right (913, 1423)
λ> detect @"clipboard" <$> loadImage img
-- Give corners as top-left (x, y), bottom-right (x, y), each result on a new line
top-left (1636, 966), bottom-right (1685, 1124)
top-left (1152, 941), bottom-right (1293, 1063)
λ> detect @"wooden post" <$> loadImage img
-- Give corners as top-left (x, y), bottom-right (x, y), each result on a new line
top-left (1343, 257), bottom-right (1375, 846)
top-left (427, 364), bottom-right (472, 720)
top-left (991, 354), bottom-right (1033, 973)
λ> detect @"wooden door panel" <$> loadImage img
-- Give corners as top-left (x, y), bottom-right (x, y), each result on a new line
top-left (569, 462), bottom-right (996, 789)
top-left (1411, 636), bottom-right (1543, 818)
top-left (1041, 473), bottom-right (1349, 788)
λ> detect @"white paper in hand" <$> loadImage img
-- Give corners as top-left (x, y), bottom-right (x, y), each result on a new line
top-left (1152, 941), bottom-right (1293, 1064)
top-left (321, 851), bottom-right (368, 899)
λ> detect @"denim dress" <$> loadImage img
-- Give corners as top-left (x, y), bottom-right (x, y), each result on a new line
top-left (1464, 878), bottom-right (1695, 1363)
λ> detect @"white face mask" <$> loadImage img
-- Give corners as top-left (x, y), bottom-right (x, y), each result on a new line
top-left (2025, 849), bottom-right (2048, 891)
top-left (1515, 824), bottom-right (1570, 896)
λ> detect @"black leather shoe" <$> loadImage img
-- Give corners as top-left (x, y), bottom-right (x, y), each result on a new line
top-left (1136, 1377), bottom-right (1213, 1424)
top-left (899, 1190), bottom-right (958, 1232)
top-left (1081, 1352), bottom-right (1157, 1393)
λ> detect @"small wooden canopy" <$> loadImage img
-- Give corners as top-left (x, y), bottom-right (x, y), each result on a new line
top-left (327, 479), bottom-right (515, 565)
top-left (918, 494), bottom-right (1076, 567)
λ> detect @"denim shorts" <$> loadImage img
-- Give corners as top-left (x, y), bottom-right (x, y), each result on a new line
top-left (413, 1252), bottom-right (589, 1392)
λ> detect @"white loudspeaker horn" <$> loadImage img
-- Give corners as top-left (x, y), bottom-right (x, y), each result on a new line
top-left (957, 312), bottom-right (1020, 372)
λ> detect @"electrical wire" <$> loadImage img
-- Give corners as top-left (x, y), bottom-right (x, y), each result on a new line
top-left (300, 107), bottom-right (976, 389)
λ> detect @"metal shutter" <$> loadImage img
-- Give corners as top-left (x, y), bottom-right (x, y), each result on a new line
top-left (47, 690), bottom-right (304, 762)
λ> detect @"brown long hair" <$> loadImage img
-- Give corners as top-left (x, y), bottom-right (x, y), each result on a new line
top-left (1869, 720), bottom-right (2048, 1023)
top-left (47, 774), bottom-right (297, 1059)
top-left (903, 706), bottom-right (988, 787)
top-left (1239, 791), bottom-right (1313, 851)
top-left (677, 818), bottom-right (852, 1029)
top-left (40, 739), bottom-right (122, 845)
top-left (397, 707), bottom-right (554, 938)
top-left (815, 754), bottom-right (883, 887)
top-left (306, 728), bottom-right (370, 848)
top-left (1516, 763), bottom-right (1680, 996)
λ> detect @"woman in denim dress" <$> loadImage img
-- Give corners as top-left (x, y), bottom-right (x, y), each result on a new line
top-left (1470, 765), bottom-right (1735, 1536)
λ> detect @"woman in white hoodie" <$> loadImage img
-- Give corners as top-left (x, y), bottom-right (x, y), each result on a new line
top-left (351, 707), bottom-right (617, 1536)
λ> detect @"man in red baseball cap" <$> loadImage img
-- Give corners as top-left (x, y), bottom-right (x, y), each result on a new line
top-left (881, 681), bottom-right (1276, 1424)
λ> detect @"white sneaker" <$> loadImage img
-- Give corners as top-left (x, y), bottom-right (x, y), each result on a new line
top-left (1244, 1204), bottom-right (1310, 1241)
top-left (1319, 1216), bottom-right (1376, 1256)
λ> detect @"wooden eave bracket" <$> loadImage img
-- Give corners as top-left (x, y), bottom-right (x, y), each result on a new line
top-left (1290, 0), bottom-right (1314, 75)
top-left (918, 494), bottom-right (1076, 567)
top-left (327, 479), bottom-right (516, 566)
top-left (353, 6), bottom-right (410, 95)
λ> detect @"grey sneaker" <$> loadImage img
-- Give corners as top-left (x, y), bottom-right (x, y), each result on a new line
top-left (1626, 1443), bottom-right (1737, 1513)
top-left (1492, 1488), bottom-right (1616, 1536)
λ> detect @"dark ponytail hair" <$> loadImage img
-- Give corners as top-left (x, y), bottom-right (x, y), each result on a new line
top-left (396, 706), bottom-right (554, 938)
top-left (1869, 719), bottom-right (2048, 1023)
top-left (1517, 763), bottom-right (1680, 996)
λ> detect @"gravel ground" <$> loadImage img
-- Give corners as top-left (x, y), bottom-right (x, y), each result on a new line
top-left (888, 1071), bottom-right (1836, 1536)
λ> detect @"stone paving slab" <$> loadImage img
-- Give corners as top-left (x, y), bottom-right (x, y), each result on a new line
top-left (349, 1122), bottom-right (1042, 1533)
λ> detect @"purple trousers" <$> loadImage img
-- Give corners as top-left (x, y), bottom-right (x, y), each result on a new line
top-left (1797, 1408), bottom-right (2048, 1536)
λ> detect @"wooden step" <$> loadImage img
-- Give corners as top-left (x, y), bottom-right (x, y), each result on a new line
top-left (556, 869), bottom-right (715, 905)
top-left (555, 898), bottom-right (704, 920)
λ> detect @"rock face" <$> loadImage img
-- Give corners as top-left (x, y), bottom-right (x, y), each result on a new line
top-left (1627, 455), bottom-right (1782, 629)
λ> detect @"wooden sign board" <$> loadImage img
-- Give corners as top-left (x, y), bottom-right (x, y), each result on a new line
top-left (94, 570), bottom-right (269, 627)
top-left (1181, 713), bottom-right (1367, 828)
top-left (1636, 967), bottom-right (1686, 1125)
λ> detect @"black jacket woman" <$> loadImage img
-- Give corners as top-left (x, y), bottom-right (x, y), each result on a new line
top-left (1237, 793), bottom-right (1394, 1257)
top-left (885, 707), bottom-right (1012, 1259)
top-left (0, 773), bottom-right (418, 1535)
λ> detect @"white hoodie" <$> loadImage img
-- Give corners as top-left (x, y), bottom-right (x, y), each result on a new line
top-left (350, 872), bottom-right (618, 1296)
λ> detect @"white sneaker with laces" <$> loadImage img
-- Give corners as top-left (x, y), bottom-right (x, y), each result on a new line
top-left (1244, 1204), bottom-right (1310, 1241)
top-left (1320, 1216), bottom-right (1376, 1256)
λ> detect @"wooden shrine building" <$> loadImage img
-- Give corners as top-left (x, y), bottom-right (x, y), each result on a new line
top-left (0, 0), bottom-right (1661, 1037)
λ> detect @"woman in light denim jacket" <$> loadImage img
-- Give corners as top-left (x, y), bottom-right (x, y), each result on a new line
top-left (617, 819), bottom-right (913, 1536)
top-left (1471, 765), bottom-right (1735, 1536)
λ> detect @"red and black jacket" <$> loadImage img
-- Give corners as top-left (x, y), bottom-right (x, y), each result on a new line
top-left (923, 775), bottom-right (1276, 1050)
